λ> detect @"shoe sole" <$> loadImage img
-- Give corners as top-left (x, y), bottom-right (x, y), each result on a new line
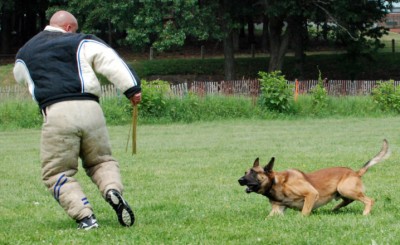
top-left (81, 223), bottom-right (99, 231)
top-left (107, 191), bottom-right (135, 227)
top-left (77, 214), bottom-right (99, 230)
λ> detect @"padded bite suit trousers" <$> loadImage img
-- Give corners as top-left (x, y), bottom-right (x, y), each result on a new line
top-left (40, 100), bottom-right (123, 221)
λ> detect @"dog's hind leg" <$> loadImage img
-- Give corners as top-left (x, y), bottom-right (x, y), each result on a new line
top-left (359, 195), bottom-right (374, 215)
top-left (332, 197), bottom-right (354, 212)
top-left (337, 178), bottom-right (374, 215)
top-left (342, 194), bottom-right (374, 215)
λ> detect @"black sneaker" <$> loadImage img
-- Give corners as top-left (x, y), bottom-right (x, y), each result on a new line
top-left (106, 189), bottom-right (135, 227)
top-left (77, 214), bottom-right (99, 230)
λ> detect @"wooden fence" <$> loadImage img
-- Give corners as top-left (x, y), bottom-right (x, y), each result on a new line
top-left (0, 85), bottom-right (30, 100)
top-left (169, 79), bottom-right (400, 97)
top-left (1, 80), bottom-right (399, 101)
top-left (295, 80), bottom-right (398, 96)
top-left (170, 80), bottom-right (260, 97)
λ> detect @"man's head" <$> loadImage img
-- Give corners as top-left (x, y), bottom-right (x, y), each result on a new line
top-left (50, 10), bottom-right (78, 33)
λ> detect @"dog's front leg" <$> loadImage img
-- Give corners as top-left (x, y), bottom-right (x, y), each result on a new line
top-left (301, 190), bottom-right (319, 216)
top-left (290, 179), bottom-right (319, 215)
top-left (268, 203), bottom-right (286, 217)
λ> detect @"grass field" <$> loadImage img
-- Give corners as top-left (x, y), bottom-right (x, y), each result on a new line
top-left (0, 117), bottom-right (399, 244)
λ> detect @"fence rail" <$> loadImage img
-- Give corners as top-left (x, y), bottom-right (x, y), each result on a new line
top-left (170, 80), bottom-right (260, 97)
top-left (1, 80), bottom-right (399, 101)
top-left (169, 79), bottom-right (400, 97)
top-left (295, 80), bottom-right (396, 96)
top-left (0, 85), bottom-right (31, 100)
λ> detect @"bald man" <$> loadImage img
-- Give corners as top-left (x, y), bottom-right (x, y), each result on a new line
top-left (13, 10), bottom-right (141, 230)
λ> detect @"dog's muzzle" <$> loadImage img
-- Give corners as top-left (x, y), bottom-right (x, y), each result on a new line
top-left (238, 177), bottom-right (259, 193)
top-left (238, 177), bottom-right (247, 186)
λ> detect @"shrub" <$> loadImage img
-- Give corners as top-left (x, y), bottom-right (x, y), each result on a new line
top-left (101, 97), bottom-right (131, 125)
top-left (310, 69), bottom-right (328, 113)
top-left (139, 79), bottom-right (171, 118)
top-left (372, 79), bottom-right (400, 113)
top-left (258, 71), bottom-right (293, 113)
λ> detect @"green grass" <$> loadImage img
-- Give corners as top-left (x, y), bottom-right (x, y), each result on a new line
top-left (1, 117), bottom-right (399, 244)
top-left (0, 95), bottom-right (394, 130)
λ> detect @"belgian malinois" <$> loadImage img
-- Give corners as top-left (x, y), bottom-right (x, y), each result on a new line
top-left (238, 139), bottom-right (390, 216)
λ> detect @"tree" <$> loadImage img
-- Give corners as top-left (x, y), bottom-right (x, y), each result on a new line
top-left (4, 0), bottom-right (400, 81)
top-left (321, 0), bottom-right (398, 79)
top-left (0, 0), bottom-right (48, 54)
top-left (46, 0), bottom-right (132, 47)
top-left (205, 0), bottom-right (259, 80)
top-left (259, 0), bottom-right (400, 76)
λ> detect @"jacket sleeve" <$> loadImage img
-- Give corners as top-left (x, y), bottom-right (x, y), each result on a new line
top-left (13, 59), bottom-right (37, 101)
top-left (78, 38), bottom-right (141, 98)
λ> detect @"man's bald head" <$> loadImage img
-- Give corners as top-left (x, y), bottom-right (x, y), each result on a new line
top-left (50, 10), bottom-right (78, 33)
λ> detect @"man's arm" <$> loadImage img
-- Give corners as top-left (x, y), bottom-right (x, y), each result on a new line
top-left (78, 39), bottom-right (141, 99)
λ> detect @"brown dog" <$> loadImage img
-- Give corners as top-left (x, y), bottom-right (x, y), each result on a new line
top-left (238, 139), bottom-right (390, 216)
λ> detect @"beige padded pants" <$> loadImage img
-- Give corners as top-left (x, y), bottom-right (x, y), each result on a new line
top-left (41, 100), bottom-right (123, 221)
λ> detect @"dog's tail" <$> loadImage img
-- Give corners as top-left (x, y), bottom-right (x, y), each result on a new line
top-left (358, 139), bottom-right (390, 177)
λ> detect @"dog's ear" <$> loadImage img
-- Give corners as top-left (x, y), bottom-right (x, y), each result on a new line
top-left (264, 157), bottom-right (275, 172)
top-left (253, 157), bottom-right (260, 167)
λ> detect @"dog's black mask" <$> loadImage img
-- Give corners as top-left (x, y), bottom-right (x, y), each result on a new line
top-left (238, 157), bottom-right (275, 194)
top-left (238, 169), bottom-right (260, 193)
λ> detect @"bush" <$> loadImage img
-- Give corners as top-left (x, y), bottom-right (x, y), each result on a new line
top-left (372, 80), bottom-right (400, 113)
top-left (139, 79), bottom-right (171, 118)
top-left (310, 70), bottom-right (328, 114)
top-left (101, 97), bottom-right (132, 126)
top-left (258, 71), bottom-right (293, 113)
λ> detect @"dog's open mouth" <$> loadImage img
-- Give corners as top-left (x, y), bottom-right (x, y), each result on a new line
top-left (238, 176), bottom-right (260, 193)
top-left (245, 184), bottom-right (259, 193)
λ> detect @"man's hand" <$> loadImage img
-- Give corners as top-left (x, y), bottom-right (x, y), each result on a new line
top-left (130, 92), bottom-right (142, 106)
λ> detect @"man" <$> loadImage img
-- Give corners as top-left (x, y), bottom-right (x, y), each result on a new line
top-left (13, 10), bottom-right (141, 230)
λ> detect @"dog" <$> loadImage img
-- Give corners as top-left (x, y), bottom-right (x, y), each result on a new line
top-left (238, 139), bottom-right (390, 217)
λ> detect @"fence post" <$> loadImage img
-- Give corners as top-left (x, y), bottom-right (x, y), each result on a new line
top-left (251, 44), bottom-right (255, 58)
top-left (201, 45), bottom-right (205, 59)
top-left (392, 39), bottom-right (395, 53)
top-left (149, 47), bottom-right (154, 60)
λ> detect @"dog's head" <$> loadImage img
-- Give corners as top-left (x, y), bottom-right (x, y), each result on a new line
top-left (238, 157), bottom-right (275, 194)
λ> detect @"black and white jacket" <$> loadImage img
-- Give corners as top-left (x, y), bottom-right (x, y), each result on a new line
top-left (13, 26), bottom-right (141, 110)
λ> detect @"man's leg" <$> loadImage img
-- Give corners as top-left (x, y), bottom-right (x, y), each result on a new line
top-left (79, 101), bottom-right (134, 226)
top-left (41, 102), bottom-right (96, 225)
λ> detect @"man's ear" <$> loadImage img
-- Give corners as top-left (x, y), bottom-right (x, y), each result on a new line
top-left (264, 157), bottom-right (275, 172)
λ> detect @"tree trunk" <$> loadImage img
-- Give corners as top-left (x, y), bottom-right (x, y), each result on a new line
top-left (290, 15), bottom-right (306, 79)
top-left (233, 29), bottom-right (239, 51)
top-left (261, 15), bottom-right (269, 53)
top-left (224, 30), bottom-right (235, 80)
top-left (247, 17), bottom-right (255, 45)
top-left (268, 16), bottom-right (290, 72)
top-left (220, 0), bottom-right (236, 80)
